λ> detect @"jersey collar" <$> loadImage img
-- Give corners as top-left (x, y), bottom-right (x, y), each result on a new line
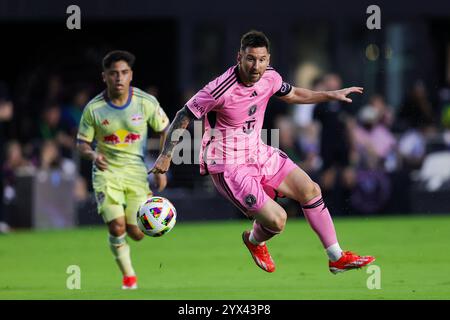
top-left (104, 87), bottom-right (133, 109)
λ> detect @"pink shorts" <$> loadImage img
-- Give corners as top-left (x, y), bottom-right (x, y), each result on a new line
top-left (210, 148), bottom-right (297, 217)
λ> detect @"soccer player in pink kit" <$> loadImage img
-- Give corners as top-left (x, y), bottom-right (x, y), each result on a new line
top-left (151, 30), bottom-right (375, 274)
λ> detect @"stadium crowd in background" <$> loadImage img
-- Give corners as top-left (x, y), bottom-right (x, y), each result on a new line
top-left (0, 81), bottom-right (14, 233)
top-left (1, 62), bottom-right (450, 232)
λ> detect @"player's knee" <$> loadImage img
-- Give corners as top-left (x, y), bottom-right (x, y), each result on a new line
top-left (108, 221), bottom-right (126, 237)
top-left (312, 182), bottom-right (322, 197)
top-left (270, 211), bottom-right (287, 233)
top-left (299, 181), bottom-right (321, 203)
top-left (275, 215), bottom-right (287, 233)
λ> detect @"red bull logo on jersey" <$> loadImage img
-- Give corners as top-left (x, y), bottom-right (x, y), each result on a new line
top-left (103, 129), bottom-right (141, 148)
top-left (124, 132), bottom-right (141, 144)
top-left (103, 134), bottom-right (121, 144)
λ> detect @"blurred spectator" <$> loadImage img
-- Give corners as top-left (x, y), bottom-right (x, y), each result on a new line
top-left (414, 151), bottom-right (450, 192)
top-left (313, 74), bottom-right (353, 173)
top-left (291, 77), bottom-right (323, 175)
top-left (38, 139), bottom-right (88, 214)
top-left (74, 175), bottom-right (89, 203)
top-left (0, 86), bottom-right (13, 121)
top-left (39, 103), bottom-right (75, 158)
top-left (440, 75), bottom-right (450, 149)
top-left (0, 81), bottom-right (14, 233)
top-left (312, 74), bottom-right (354, 213)
top-left (60, 86), bottom-right (94, 192)
top-left (292, 76), bottom-right (326, 128)
top-left (397, 80), bottom-right (436, 130)
top-left (275, 115), bottom-right (322, 216)
top-left (3, 140), bottom-right (36, 204)
top-left (3, 140), bottom-right (35, 175)
top-left (40, 103), bottom-right (64, 139)
top-left (352, 104), bottom-right (397, 170)
top-left (442, 103), bottom-right (450, 148)
top-left (368, 94), bottom-right (395, 128)
top-left (398, 128), bottom-right (427, 171)
top-left (275, 115), bottom-right (303, 160)
top-left (349, 166), bottom-right (392, 215)
top-left (275, 115), bottom-right (319, 175)
top-left (61, 85), bottom-right (91, 136)
top-left (438, 76), bottom-right (450, 116)
top-left (348, 104), bottom-right (397, 214)
top-left (394, 80), bottom-right (442, 172)
top-left (45, 74), bottom-right (64, 103)
top-left (39, 139), bottom-right (76, 176)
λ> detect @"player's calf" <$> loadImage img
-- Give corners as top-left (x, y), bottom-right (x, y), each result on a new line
top-left (251, 199), bottom-right (287, 237)
top-left (126, 224), bottom-right (145, 241)
top-left (251, 220), bottom-right (283, 244)
top-left (108, 233), bottom-right (137, 282)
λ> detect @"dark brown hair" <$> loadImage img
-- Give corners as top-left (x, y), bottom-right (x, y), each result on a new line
top-left (240, 30), bottom-right (270, 52)
top-left (102, 50), bottom-right (135, 70)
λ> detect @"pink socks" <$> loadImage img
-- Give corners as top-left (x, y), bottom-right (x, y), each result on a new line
top-left (301, 195), bottom-right (338, 248)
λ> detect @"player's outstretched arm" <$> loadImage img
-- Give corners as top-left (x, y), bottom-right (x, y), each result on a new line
top-left (149, 106), bottom-right (194, 174)
top-left (278, 86), bottom-right (364, 104)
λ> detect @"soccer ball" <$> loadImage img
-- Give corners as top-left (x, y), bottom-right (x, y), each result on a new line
top-left (137, 196), bottom-right (177, 237)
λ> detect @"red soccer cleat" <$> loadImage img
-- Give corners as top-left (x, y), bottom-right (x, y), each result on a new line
top-left (122, 275), bottom-right (138, 290)
top-left (329, 251), bottom-right (375, 274)
top-left (242, 231), bottom-right (276, 273)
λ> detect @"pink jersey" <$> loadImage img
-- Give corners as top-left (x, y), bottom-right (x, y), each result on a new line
top-left (186, 65), bottom-right (290, 175)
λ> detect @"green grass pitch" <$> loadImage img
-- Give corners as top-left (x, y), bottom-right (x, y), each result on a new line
top-left (1, 215), bottom-right (450, 300)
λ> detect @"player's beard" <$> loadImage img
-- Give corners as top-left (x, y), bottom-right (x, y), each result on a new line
top-left (239, 64), bottom-right (261, 85)
top-left (249, 72), bottom-right (261, 83)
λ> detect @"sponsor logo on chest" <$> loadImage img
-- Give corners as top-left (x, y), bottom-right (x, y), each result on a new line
top-left (131, 114), bottom-right (143, 125)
